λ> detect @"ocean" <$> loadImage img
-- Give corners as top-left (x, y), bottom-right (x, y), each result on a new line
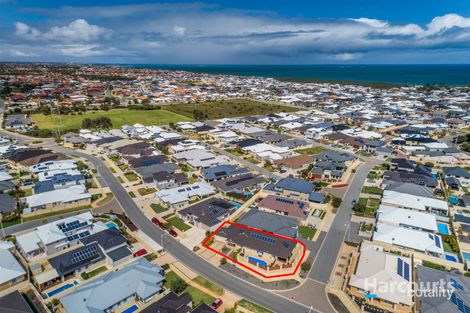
top-left (121, 64), bottom-right (470, 86)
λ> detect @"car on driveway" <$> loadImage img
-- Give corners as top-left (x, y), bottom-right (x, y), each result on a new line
top-left (133, 248), bottom-right (147, 257)
top-left (210, 298), bottom-right (223, 310)
top-left (151, 217), bottom-right (162, 226)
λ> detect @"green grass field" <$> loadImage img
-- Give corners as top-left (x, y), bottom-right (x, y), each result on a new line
top-left (298, 225), bottom-right (317, 240)
top-left (166, 99), bottom-right (299, 120)
top-left (164, 271), bottom-right (215, 306)
top-left (193, 276), bottom-right (224, 295)
top-left (31, 108), bottom-right (192, 131)
top-left (166, 216), bottom-right (192, 232)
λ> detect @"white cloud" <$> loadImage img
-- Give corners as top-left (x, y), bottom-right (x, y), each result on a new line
top-left (173, 26), bottom-right (186, 37)
top-left (15, 19), bottom-right (112, 42)
top-left (351, 18), bottom-right (388, 28)
top-left (6, 8), bottom-right (470, 63)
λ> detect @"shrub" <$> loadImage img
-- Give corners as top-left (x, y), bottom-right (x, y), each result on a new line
top-left (301, 262), bottom-right (311, 272)
top-left (331, 196), bottom-right (342, 208)
top-left (220, 258), bottom-right (228, 265)
top-left (170, 278), bottom-right (188, 294)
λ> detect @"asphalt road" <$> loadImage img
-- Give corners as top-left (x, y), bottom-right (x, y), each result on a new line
top-left (310, 162), bottom-right (373, 283)
top-left (0, 128), bottom-right (314, 313)
top-left (53, 147), bottom-right (313, 313)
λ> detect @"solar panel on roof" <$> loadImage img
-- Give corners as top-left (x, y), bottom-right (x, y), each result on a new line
top-left (403, 262), bottom-right (410, 281)
top-left (434, 235), bottom-right (441, 248)
top-left (397, 258), bottom-right (403, 276)
top-left (282, 242), bottom-right (289, 248)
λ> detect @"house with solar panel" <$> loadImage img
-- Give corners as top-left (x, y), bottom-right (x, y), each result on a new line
top-left (178, 197), bottom-right (238, 231)
top-left (15, 212), bottom-right (108, 260)
top-left (346, 243), bottom-right (414, 313)
top-left (215, 223), bottom-right (303, 274)
top-left (373, 223), bottom-right (445, 258)
top-left (33, 228), bottom-right (132, 292)
top-left (417, 265), bottom-right (470, 313)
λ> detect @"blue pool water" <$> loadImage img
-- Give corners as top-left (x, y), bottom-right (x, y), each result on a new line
top-left (47, 281), bottom-right (78, 297)
top-left (105, 221), bottom-right (117, 229)
top-left (445, 255), bottom-right (458, 262)
top-left (121, 305), bottom-right (138, 313)
top-left (448, 196), bottom-right (459, 205)
top-left (229, 201), bottom-right (242, 209)
top-left (437, 223), bottom-right (449, 235)
top-left (248, 256), bottom-right (267, 266)
top-left (462, 252), bottom-right (470, 261)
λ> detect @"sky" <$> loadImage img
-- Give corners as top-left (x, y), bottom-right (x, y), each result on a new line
top-left (1, 0), bottom-right (470, 64)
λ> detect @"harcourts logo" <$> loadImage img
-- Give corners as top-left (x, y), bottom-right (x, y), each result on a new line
top-left (363, 278), bottom-right (455, 299)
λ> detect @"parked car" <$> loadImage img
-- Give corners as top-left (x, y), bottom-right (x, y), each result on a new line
top-left (168, 229), bottom-right (178, 237)
top-left (151, 217), bottom-right (162, 226)
top-left (133, 248), bottom-right (147, 257)
top-left (210, 298), bottom-right (223, 310)
top-left (351, 199), bottom-right (356, 205)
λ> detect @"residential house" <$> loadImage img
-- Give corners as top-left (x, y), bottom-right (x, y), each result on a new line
top-left (373, 223), bottom-right (444, 257)
top-left (237, 209), bottom-right (299, 239)
top-left (264, 177), bottom-right (316, 202)
top-left (0, 247), bottom-right (27, 291)
top-left (381, 190), bottom-right (448, 215)
top-left (202, 164), bottom-right (249, 182)
top-left (25, 185), bottom-right (91, 213)
top-left (0, 194), bottom-right (17, 222)
top-left (258, 195), bottom-right (309, 220)
top-left (443, 167), bottom-right (470, 189)
top-left (210, 173), bottom-right (265, 193)
top-left (417, 265), bottom-right (470, 313)
top-left (346, 243), bottom-right (414, 313)
top-left (0, 291), bottom-right (34, 313)
top-left (156, 182), bottom-right (216, 209)
top-left (178, 197), bottom-right (237, 231)
top-left (60, 258), bottom-right (164, 313)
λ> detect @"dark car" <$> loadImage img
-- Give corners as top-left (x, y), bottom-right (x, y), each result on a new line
top-left (168, 229), bottom-right (177, 237)
top-left (351, 199), bottom-right (356, 205)
top-left (151, 217), bottom-right (162, 226)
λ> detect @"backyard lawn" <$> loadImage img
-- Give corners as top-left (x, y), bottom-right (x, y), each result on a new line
top-left (166, 99), bottom-right (298, 120)
top-left (165, 271), bottom-right (215, 306)
top-left (138, 187), bottom-right (156, 196)
top-left (295, 146), bottom-right (326, 155)
top-left (31, 109), bottom-right (192, 131)
top-left (151, 203), bottom-right (169, 214)
top-left (124, 172), bottom-right (139, 182)
top-left (361, 186), bottom-right (384, 196)
top-left (166, 216), bottom-right (192, 232)
top-left (298, 225), bottom-right (317, 240)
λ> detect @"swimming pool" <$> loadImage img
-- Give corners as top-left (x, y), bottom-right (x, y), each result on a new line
top-left (437, 223), bottom-right (449, 235)
top-left (46, 280), bottom-right (78, 297)
top-left (121, 304), bottom-right (138, 313)
top-left (228, 201), bottom-right (242, 209)
top-left (462, 252), bottom-right (470, 261)
top-left (445, 255), bottom-right (458, 262)
top-left (105, 221), bottom-right (118, 229)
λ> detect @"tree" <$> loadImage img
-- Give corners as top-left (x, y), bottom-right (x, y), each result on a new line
top-left (353, 203), bottom-right (366, 213)
top-left (220, 258), bottom-right (227, 265)
top-left (301, 262), bottom-right (311, 272)
top-left (194, 109), bottom-right (207, 121)
top-left (82, 118), bottom-right (93, 129)
top-left (170, 278), bottom-right (188, 294)
top-left (331, 196), bottom-right (342, 208)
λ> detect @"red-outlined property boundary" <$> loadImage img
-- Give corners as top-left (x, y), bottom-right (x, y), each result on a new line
top-left (202, 221), bottom-right (307, 279)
